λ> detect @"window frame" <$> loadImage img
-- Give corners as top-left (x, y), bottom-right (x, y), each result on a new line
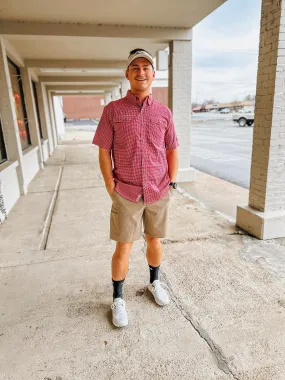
top-left (7, 57), bottom-right (31, 150)
top-left (32, 80), bottom-right (43, 139)
top-left (0, 116), bottom-right (7, 165)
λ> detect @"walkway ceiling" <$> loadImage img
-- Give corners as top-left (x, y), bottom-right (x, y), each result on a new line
top-left (0, 0), bottom-right (227, 91)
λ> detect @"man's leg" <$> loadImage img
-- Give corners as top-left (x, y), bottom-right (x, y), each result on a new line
top-left (111, 241), bottom-right (133, 328)
top-left (145, 234), bottom-right (162, 283)
top-left (112, 241), bottom-right (133, 293)
top-left (109, 191), bottom-right (144, 326)
top-left (145, 234), bottom-right (169, 306)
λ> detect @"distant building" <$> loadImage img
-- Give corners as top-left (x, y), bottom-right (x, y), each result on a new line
top-left (205, 100), bottom-right (255, 112)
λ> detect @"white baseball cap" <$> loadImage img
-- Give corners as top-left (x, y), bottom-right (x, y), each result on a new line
top-left (127, 50), bottom-right (154, 68)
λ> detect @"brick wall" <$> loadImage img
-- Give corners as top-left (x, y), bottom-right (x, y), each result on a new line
top-left (152, 87), bottom-right (168, 107)
top-left (63, 89), bottom-right (168, 120)
top-left (63, 96), bottom-right (105, 120)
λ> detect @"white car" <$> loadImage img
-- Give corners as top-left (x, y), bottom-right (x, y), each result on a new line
top-left (233, 109), bottom-right (254, 127)
top-left (220, 108), bottom-right (230, 114)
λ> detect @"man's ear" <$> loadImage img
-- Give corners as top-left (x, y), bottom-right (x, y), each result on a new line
top-left (125, 69), bottom-right (129, 80)
top-left (152, 70), bottom-right (156, 79)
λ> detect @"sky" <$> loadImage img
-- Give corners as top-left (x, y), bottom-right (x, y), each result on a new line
top-left (192, 0), bottom-right (262, 104)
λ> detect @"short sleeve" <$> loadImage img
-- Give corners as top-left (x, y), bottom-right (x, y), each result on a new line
top-left (165, 113), bottom-right (179, 150)
top-left (92, 104), bottom-right (113, 150)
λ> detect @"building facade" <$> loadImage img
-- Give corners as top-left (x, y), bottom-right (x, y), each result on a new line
top-left (1, 0), bottom-right (283, 240)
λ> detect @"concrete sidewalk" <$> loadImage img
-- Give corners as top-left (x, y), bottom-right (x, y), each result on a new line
top-left (1, 142), bottom-right (285, 380)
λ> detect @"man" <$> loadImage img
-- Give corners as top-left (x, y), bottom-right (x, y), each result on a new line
top-left (92, 48), bottom-right (179, 328)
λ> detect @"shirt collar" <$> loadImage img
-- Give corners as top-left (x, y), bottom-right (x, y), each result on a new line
top-left (126, 90), bottom-right (153, 106)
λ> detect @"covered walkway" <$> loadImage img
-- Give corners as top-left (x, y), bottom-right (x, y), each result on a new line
top-left (1, 141), bottom-right (285, 379)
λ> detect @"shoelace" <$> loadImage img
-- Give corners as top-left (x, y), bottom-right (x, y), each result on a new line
top-left (152, 282), bottom-right (162, 291)
top-left (111, 300), bottom-right (125, 315)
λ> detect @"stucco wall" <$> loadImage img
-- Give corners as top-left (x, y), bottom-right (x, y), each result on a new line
top-left (22, 146), bottom-right (40, 187)
top-left (0, 161), bottom-right (21, 216)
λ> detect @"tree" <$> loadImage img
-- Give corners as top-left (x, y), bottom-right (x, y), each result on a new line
top-left (202, 98), bottom-right (218, 105)
top-left (244, 94), bottom-right (256, 101)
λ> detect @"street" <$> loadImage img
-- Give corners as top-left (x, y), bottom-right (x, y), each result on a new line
top-left (191, 119), bottom-right (253, 188)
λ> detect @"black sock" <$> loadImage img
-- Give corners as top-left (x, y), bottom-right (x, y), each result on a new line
top-left (112, 279), bottom-right (124, 300)
top-left (149, 265), bottom-right (160, 284)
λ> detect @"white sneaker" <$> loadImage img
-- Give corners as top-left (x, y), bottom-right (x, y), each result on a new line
top-left (147, 280), bottom-right (170, 306)
top-left (111, 298), bottom-right (128, 327)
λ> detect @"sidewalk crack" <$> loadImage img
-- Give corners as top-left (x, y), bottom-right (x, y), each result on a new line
top-left (141, 235), bottom-right (239, 378)
top-left (162, 230), bottom-right (246, 245)
top-left (159, 270), bottom-right (240, 380)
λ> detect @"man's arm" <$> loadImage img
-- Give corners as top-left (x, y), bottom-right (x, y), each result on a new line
top-left (99, 147), bottom-right (115, 196)
top-left (166, 148), bottom-right (179, 182)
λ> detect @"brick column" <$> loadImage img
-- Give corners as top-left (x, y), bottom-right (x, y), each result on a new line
top-left (36, 82), bottom-right (54, 155)
top-left (168, 40), bottom-right (195, 182)
top-left (20, 68), bottom-right (44, 169)
top-left (237, 0), bottom-right (285, 239)
top-left (0, 37), bottom-right (27, 194)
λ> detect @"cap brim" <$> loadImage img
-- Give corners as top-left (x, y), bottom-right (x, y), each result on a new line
top-left (127, 53), bottom-right (154, 67)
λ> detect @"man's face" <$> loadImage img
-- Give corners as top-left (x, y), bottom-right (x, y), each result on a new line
top-left (126, 57), bottom-right (155, 92)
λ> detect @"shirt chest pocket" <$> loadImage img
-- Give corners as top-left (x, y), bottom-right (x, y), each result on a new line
top-left (113, 117), bottom-right (138, 148)
top-left (148, 118), bottom-right (168, 147)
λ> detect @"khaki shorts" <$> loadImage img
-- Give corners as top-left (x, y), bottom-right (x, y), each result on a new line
top-left (110, 190), bottom-right (173, 242)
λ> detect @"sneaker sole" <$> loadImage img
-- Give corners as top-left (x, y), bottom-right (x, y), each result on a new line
top-left (113, 320), bottom-right (128, 328)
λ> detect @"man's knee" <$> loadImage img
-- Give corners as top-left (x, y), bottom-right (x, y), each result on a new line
top-left (114, 242), bottom-right (133, 258)
top-left (145, 234), bottom-right (161, 250)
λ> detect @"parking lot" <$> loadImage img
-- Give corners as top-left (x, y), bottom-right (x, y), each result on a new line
top-left (191, 119), bottom-right (253, 188)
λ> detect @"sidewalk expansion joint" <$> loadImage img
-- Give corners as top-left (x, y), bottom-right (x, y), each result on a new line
top-left (159, 270), bottom-right (240, 380)
top-left (39, 164), bottom-right (64, 251)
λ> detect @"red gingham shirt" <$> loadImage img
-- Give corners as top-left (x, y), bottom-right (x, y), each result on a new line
top-left (92, 90), bottom-right (179, 204)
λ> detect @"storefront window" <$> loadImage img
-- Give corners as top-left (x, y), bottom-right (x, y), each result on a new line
top-left (32, 81), bottom-right (43, 139)
top-left (0, 118), bottom-right (7, 164)
top-left (8, 58), bottom-right (31, 150)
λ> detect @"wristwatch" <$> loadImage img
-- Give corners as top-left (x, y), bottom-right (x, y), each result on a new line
top-left (169, 182), bottom-right (178, 189)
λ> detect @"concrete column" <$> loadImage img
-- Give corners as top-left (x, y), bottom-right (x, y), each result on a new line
top-left (111, 87), bottom-right (120, 101)
top-left (168, 40), bottom-right (195, 182)
top-left (116, 87), bottom-right (121, 100)
top-left (105, 92), bottom-right (112, 105)
top-left (121, 79), bottom-right (130, 98)
top-left (112, 87), bottom-right (121, 101)
top-left (20, 67), bottom-right (44, 169)
top-left (52, 95), bottom-right (65, 141)
top-left (36, 82), bottom-right (54, 155)
top-left (237, 0), bottom-right (285, 239)
top-left (0, 37), bottom-right (27, 194)
top-left (47, 90), bottom-right (58, 148)
top-left (111, 88), bottom-right (116, 101)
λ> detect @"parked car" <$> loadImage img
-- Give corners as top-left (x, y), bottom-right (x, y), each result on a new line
top-left (233, 109), bottom-right (254, 127)
top-left (220, 108), bottom-right (230, 114)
